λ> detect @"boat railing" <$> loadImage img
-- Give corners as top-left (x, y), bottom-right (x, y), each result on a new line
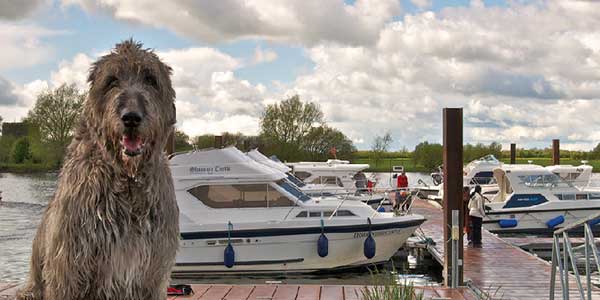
top-left (549, 211), bottom-right (600, 300)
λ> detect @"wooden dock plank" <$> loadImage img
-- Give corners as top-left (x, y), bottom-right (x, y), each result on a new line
top-left (272, 284), bottom-right (299, 300)
top-left (224, 285), bottom-right (254, 300)
top-left (247, 285), bottom-right (276, 299)
top-left (412, 199), bottom-right (600, 300)
top-left (199, 285), bottom-right (232, 300)
top-left (342, 286), bottom-right (362, 300)
top-left (296, 285), bottom-right (321, 300)
top-left (320, 285), bottom-right (344, 300)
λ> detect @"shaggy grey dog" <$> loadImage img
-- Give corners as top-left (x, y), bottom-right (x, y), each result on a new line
top-left (17, 40), bottom-right (179, 300)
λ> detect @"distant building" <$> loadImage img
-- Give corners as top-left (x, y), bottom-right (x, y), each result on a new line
top-left (2, 122), bottom-right (29, 138)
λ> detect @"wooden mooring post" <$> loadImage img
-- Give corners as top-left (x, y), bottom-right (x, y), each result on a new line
top-left (215, 135), bottom-right (223, 149)
top-left (442, 108), bottom-right (464, 286)
top-left (552, 139), bottom-right (560, 165)
top-left (510, 143), bottom-right (516, 164)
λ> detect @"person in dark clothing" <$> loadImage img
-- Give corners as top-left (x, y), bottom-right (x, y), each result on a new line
top-left (463, 186), bottom-right (471, 244)
top-left (468, 185), bottom-right (485, 247)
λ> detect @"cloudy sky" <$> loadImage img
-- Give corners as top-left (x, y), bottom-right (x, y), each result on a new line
top-left (1, 0), bottom-right (600, 151)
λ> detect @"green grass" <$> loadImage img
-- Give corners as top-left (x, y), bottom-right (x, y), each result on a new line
top-left (360, 267), bottom-right (424, 300)
top-left (0, 162), bottom-right (58, 173)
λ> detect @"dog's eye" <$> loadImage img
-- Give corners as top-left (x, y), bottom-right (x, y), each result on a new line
top-left (144, 74), bottom-right (158, 89)
top-left (105, 76), bottom-right (119, 90)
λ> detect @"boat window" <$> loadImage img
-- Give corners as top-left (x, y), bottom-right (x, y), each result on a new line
top-left (277, 179), bottom-right (311, 202)
top-left (187, 184), bottom-right (292, 208)
top-left (286, 173), bottom-right (306, 187)
top-left (518, 174), bottom-right (573, 189)
top-left (562, 194), bottom-right (575, 200)
top-left (470, 171), bottom-right (495, 185)
top-left (309, 211), bottom-right (321, 217)
top-left (555, 194), bottom-right (563, 200)
top-left (323, 211), bottom-right (333, 217)
top-left (295, 211), bottom-right (308, 218)
top-left (294, 171), bottom-right (312, 180)
top-left (589, 193), bottom-right (600, 200)
top-left (310, 176), bottom-right (343, 187)
top-left (576, 194), bottom-right (588, 200)
top-left (335, 210), bottom-right (356, 217)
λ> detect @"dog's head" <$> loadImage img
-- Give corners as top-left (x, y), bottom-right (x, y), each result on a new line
top-left (85, 40), bottom-right (176, 163)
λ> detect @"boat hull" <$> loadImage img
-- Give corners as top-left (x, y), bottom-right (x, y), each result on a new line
top-left (483, 207), bottom-right (600, 236)
top-left (172, 220), bottom-right (422, 275)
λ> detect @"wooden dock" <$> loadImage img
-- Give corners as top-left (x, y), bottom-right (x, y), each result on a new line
top-left (0, 283), bottom-right (475, 300)
top-left (412, 199), bottom-right (600, 300)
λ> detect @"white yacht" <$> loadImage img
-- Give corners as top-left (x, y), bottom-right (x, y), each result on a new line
top-left (545, 163), bottom-right (594, 189)
top-left (284, 157), bottom-right (387, 205)
top-left (170, 147), bottom-right (425, 275)
top-left (482, 164), bottom-right (600, 235)
top-left (422, 155), bottom-right (502, 201)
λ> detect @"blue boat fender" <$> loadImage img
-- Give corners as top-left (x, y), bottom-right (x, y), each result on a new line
top-left (587, 218), bottom-right (600, 227)
top-left (546, 215), bottom-right (565, 229)
top-left (377, 206), bottom-right (386, 213)
top-left (364, 218), bottom-right (376, 259)
top-left (317, 219), bottom-right (329, 258)
top-left (498, 219), bottom-right (518, 228)
top-left (224, 221), bottom-right (235, 268)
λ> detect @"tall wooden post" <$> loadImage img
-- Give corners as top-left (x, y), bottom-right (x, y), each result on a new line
top-left (443, 108), bottom-right (464, 286)
top-left (165, 129), bottom-right (175, 155)
top-left (552, 139), bottom-right (560, 165)
top-left (214, 135), bottom-right (223, 149)
top-left (510, 143), bottom-right (516, 164)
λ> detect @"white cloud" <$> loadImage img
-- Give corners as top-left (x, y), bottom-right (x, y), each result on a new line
top-left (62, 0), bottom-right (401, 46)
top-left (0, 0), bottom-right (45, 20)
top-left (251, 46), bottom-right (278, 65)
top-left (410, 0), bottom-right (431, 9)
top-left (0, 23), bottom-right (61, 70)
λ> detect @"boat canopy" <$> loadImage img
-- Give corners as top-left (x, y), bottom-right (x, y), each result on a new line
top-left (170, 147), bottom-right (287, 190)
top-left (246, 149), bottom-right (292, 173)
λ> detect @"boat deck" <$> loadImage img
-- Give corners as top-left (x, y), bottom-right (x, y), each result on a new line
top-left (0, 283), bottom-right (475, 300)
top-left (412, 199), bottom-right (600, 299)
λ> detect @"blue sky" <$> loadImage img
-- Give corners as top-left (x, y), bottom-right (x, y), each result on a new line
top-left (1, 0), bottom-right (600, 151)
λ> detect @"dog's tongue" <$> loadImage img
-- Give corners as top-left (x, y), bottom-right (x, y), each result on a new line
top-left (123, 135), bottom-right (142, 152)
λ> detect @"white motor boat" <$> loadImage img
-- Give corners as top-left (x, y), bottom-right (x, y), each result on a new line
top-left (279, 157), bottom-right (387, 205)
top-left (545, 163), bottom-right (594, 189)
top-left (482, 164), bottom-right (600, 235)
top-left (170, 147), bottom-right (425, 275)
top-left (423, 155), bottom-right (502, 201)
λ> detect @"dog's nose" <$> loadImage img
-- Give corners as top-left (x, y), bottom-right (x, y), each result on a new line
top-left (121, 112), bottom-right (142, 128)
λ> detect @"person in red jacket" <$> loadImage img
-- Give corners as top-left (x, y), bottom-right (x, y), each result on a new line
top-left (394, 171), bottom-right (409, 210)
top-left (397, 171), bottom-right (408, 189)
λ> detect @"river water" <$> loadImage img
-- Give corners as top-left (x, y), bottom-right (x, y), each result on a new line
top-left (0, 172), bottom-right (440, 285)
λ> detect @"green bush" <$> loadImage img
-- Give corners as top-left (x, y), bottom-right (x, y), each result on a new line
top-left (11, 137), bottom-right (32, 164)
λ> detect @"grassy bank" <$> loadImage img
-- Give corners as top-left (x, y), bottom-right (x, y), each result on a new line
top-left (0, 163), bottom-right (58, 173)
top-left (353, 157), bottom-right (600, 172)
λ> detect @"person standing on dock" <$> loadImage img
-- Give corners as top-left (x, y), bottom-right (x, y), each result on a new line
top-left (468, 185), bottom-right (486, 247)
top-left (463, 186), bottom-right (471, 244)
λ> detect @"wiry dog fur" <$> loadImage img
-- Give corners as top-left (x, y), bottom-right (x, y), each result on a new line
top-left (17, 40), bottom-right (179, 300)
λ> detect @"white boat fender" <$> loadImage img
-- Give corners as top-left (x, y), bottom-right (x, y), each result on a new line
top-left (498, 219), bottom-right (518, 228)
top-left (224, 221), bottom-right (235, 268)
top-left (317, 219), bottom-right (328, 258)
top-left (546, 215), bottom-right (565, 229)
top-left (363, 218), bottom-right (376, 259)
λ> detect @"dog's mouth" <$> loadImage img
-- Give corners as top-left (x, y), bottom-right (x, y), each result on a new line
top-left (120, 133), bottom-right (145, 157)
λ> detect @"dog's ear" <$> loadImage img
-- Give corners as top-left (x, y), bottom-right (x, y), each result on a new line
top-left (88, 61), bottom-right (100, 85)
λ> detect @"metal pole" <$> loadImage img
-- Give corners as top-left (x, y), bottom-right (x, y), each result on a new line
top-left (585, 224), bottom-right (600, 272)
top-left (451, 209), bottom-right (459, 288)
top-left (563, 232), bottom-right (585, 299)
top-left (550, 236), bottom-right (557, 300)
top-left (554, 236), bottom-right (568, 300)
top-left (584, 224), bottom-right (591, 300)
top-left (563, 234), bottom-right (570, 300)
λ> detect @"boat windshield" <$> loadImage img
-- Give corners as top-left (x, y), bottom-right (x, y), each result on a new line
top-left (277, 179), bottom-right (311, 202)
top-left (518, 174), bottom-right (574, 189)
top-left (286, 173), bottom-right (306, 187)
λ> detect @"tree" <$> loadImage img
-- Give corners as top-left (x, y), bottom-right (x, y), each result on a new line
top-left (412, 141), bottom-right (443, 170)
top-left (260, 95), bottom-right (324, 161)
top-left (370, 132), bottom-right (393, 167)
top-left (174, 130), bottom-right (193, 152)
top-left (11, 137), bottom-right (32, 163)
top-left (26, 84), bottom-right (86, 154)
top-left (303, 126), bottom-right (356, 160)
